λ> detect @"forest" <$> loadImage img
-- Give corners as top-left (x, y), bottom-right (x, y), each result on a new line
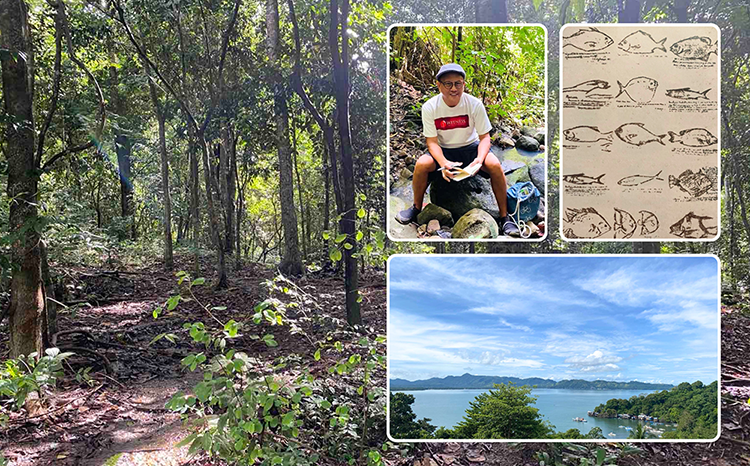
top-left (1, 0), bottom-right (749, 465)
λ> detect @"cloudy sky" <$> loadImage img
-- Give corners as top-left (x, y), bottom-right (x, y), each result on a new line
top-left (389, 255), bottom-right (719, 385)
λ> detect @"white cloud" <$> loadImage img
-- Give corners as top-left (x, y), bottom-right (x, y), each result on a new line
top-left (579, 363), bottom-right (620, 373)
top-left (638, 300), bottom-right (717, 332)
top-left (565, 350), bottom-right (623, 367)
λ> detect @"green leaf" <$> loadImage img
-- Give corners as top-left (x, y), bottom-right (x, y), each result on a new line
top-left (322, 231), bottom-right (331, 240)
top-left (343, 242), bottom-right (353, 250)
top-left (335, 233), bottom-right (347, 243)
top-left (175, 433), bottom-right (198, 448)
top-left (191, 278), bottom-right (205, 286)
top-left (152, 307), bottom-right (162, 319)
top-left (532, 0), bottom-right (543, 10)
top-left (321, 400), bottom-right (332, 409)
top-left (357, 208), bottom-right (366, 218)
top-left (329, 248), bottom-right (342, 262)
top-left (166, 295), bottom-right (181, 311)
top-left (596, 448), bottom-right (605, 466)
top-left (314, 349), bottom-right (321, 361)
top-left (356, 231), bottom-right (364, 241)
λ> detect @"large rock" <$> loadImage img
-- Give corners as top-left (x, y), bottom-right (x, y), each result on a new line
top-left (534, 131), bottom-right (546, 145)
top-left (452, 209), bottom-right (499, 239)
top-left (506, 166), bottom-right (531, 186)
top-left (515, 135), bottom-right (540, 152)
top-left (500, 159), bottom-right (526, 174)
top-left (496, 136), bottom-right (515, 149)
top-left (417, 203), bottom-right (454, 227)
top-left (429, 175), bottom-right (500, 222)
top-left (529, 160), bottom-right (545, 195)
top-left (389, 196), bottom-right (419, 239)
top-left (521, 126), bottom-right (537, 137)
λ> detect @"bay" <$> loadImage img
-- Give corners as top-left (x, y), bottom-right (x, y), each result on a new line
top-left (399, 388), bottom-right (678, 439)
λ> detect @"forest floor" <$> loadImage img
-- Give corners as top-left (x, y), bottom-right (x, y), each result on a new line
top-left (1, 255), bottom-right (750, 465)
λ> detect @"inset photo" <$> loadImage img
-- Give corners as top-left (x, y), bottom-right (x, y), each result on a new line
top-left (387, 25), bottom-right (547, 241)
top-left (387, 255), bottom-right (719, 442)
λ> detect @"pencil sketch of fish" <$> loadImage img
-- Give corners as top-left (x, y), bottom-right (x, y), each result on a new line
top-left (618, 170), bottom-right (664, 187)
top-left (563, 126), bottom-right (613, 143)
top-left (618, 30), bottom-right (667, 54)
top-left (668, 128), bottom-right (718, 147)
top-left (563, 28), bottom-right (614, 52)
top-left (615, 123), bottom-right (668, 146)
top-left (564, 207), bottom-right (612, 239)
top-left (669, 168), bottom-right (714, 197)
top-left (666, 87), bottom-right (711, 100)
top-left (563, 79), bottom-right (611, 94)
top-left (670, 36), bottom-right (718, 62)
top-left (639, 210), bottom-right (659, 235)
top-left (670, 212), bottom-right (717, 239)
top-left (563, 173), bottom-right (606, 185)
top-left (615, 76), bottom-right (659, 103)
top-left (613, 208), bottom-right (637, 239)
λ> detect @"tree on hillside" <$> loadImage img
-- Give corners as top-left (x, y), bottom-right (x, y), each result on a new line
top-left (454, 383), bottom-right (552, 439)
top-left (389, 392), bottom-right (437, 439)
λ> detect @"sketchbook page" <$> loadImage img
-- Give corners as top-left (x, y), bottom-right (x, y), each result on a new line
top-left (453, 164), bottom-right (481, 181)
top-left (560, 24), bottom-right (720, 241)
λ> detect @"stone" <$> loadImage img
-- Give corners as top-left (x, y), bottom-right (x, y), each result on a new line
top-left (407, 164), bottom-right (415, 172)
top-left (404, 155), bottom-right (416, 165)
top-left (427, 219), bottom-right (440, 234)
top-left (417, 203), bottom-right (454, 227)
top-left (388, 196), bottom-right (419, 239)
top-left (500, 125), bottom-right (513, 134)
top-left (400, 167), bottom-right (413, 180)
top-left (500, 159), bottom-right (526, 174)
top-left (521, 126), bottom-right (537, 137)
top-left (515, 135), bottom-right (540, 152)
top-left (429, 175), bottom-right (501, 223)
top-left (505, 166), bottom-right (531, 186)
top-left (534, 131), bottom-right (546, 145)
top-left (511, 128), bottom-right (521, 139)
top-left (529, 160), bottom-right (546, 195)
top-left (452, 209), bottom-right (499, 239)
top-left (539, 144), bottom-right (546, 151)
top-left (496, 136), bottom-right (515, 149)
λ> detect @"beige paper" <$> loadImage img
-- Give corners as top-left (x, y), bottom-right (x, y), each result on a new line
top-left (560, 24), bottom-right (720, 241)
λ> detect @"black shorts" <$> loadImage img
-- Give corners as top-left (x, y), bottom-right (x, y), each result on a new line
top-left (427, 141), bottom-right (491, 181)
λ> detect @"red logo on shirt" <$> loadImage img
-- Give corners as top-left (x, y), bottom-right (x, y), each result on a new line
top-left (435, 115), bottom-right (469, 130)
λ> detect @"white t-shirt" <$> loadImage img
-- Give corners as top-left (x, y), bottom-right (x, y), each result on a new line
top-left (422, 93), bottom-right (492, 149)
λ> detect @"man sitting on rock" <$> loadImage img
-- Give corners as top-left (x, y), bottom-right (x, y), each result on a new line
top-left (395, 63), bottom-right (519, 237)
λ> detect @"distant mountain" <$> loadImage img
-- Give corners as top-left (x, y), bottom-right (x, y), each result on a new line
top-left (389, 373), bottom-right (674, 391)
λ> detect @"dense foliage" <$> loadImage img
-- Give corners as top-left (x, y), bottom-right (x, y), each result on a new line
top-left (388, 392), bottom-right (436, 439)
top-left (593, 381), bottom-right (718, 439)
top-left (390, 373), bottom-right (673, 391)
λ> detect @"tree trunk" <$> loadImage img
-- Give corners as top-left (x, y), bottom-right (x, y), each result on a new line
top-left (1, 0), bottom-right (45, 358)
top-left (267, 0), bottom-right (303, 276)
top-left (331, 0), bottom-right (361, 325)
top-left (40, 240), bottom-right (56, 340)
top-left (291, 117), bottom-right (308, 260)
top-left (109, 58), bottom-right (135, 241)
top-left (490, 0), bottom-right (508, 23)
top-left (674, 0), bottom-right (690, 22)
top-left (147, 66), bottom-right (173, 269)
top-left (199, 134), bottom-right (228, 288)
top-left (188, 120), bottom-right (200, 273)
top-left (225, 129), bottom-right (237, 254)
top-left (618, 0), bottom-right (642, 23)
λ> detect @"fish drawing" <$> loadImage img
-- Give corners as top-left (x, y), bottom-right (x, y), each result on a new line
top-left (615, 76), bottom-right (658, 103)
top-left (618, 30), bottom-right (667, 54)
top-left (666, 87), bottom-right (711, 100)
top-left (613, 208), bottom-right (637, 239)
top-left (670, 212), bottom-right (717, 239)
top-left (563, 173), bottom-right (606, 185)
top-left (563, 79), bottom-right (611, 94)
top-left (564, 207), bottom-right (612, 239)
top-left (639, 211), bottom-right (659, 235)
top-left (617, 170), bottom-right (664, 187)
top-left (615, 123), bottom-right (668, 146)
top-left (669, 168), bottom-right (714, 197)
top-left (668, 128), bottom-right (718, 147)
top-left (670, 36), bottom-right (718, 62)
top-left (563, 126), bottom-right (613, 143)
top-left (563, 28), bottom-right (614, 52)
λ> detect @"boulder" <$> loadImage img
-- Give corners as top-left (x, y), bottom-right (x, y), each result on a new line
top-left (429, 175), bottom-right (500, 223)
top-left (417, 203), bottom-right (454, 227)
top-left (452, 209), bottom-right (499, 239)
top-left (500, 159), bottom-right (526, 174)
top-left (515, 135), bottom-right (540, 152)
top-left (521, 126), bottom-right (537, 137)
top-left (389, 196), bottom-right (419, 239)
top-left (529, 160), bottom-right (545, 195)
top-left (506, 166), bottom-right (531, 186)
top-left (534, 131), bottom-right (546, 145)
top-left (400, 167), bottom-right (413, 180)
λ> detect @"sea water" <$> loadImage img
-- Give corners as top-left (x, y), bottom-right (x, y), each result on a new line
top-left (398, 388), bottom-right (677, 439)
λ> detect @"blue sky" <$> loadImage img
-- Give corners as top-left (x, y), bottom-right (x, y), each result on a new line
top-left (389, 255), bottom-right (719, 385)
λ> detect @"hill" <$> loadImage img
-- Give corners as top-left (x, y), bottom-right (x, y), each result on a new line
top-left (390, 373), bottom-right (674, 391)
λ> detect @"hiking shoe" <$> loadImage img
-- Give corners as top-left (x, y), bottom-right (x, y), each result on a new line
top-left (396, 204), bottom-right (421, 224)
top-left (501, 216), bottom-right (521, 237)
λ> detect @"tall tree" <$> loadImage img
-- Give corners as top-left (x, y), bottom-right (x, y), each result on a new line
top-left (489, 0), bottom-right (509, 23)
top-left (1, 0), bottom-right (45, 357)
top-left (266, 0), bottom-right (303, 276)
top-left (146, 64), bottom-right (174, 269)
top-left (330, 0), bottom-right (361, 325)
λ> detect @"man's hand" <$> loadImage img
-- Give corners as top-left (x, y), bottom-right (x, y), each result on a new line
top-left (467, 157), bottom-right (484, 177)
top-left (441, 161), bottom-right (461, 182)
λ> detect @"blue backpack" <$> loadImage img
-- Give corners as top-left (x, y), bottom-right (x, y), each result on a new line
top-left (507, 181), bottom-right (541, 223)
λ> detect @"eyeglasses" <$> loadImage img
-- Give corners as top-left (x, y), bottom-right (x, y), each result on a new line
top-left (440, 80), bottom-right (464, 90)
